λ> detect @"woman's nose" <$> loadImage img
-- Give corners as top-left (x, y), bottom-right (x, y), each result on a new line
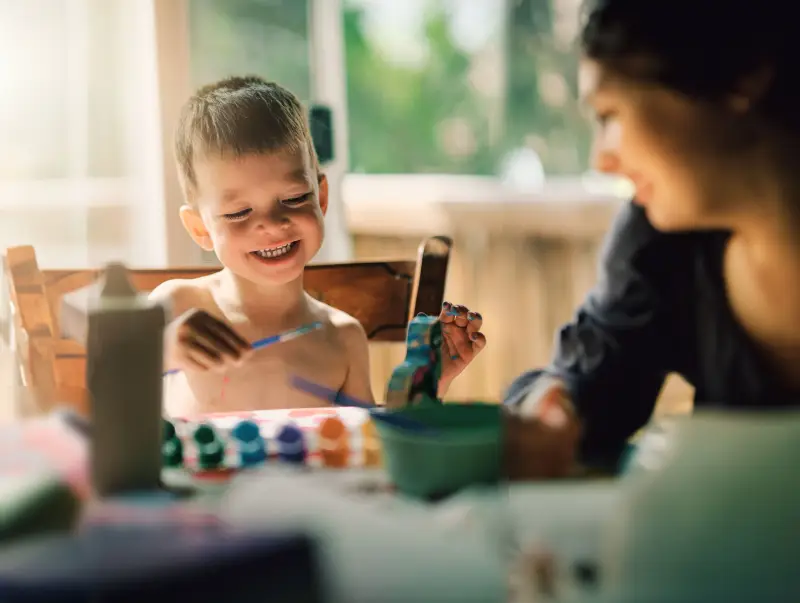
top-left (593, 147), bottom-right (621, 174)
top-left (591, 124), bottom-right (622, 175)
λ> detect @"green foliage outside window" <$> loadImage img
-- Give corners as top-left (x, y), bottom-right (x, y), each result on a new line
top-left (188, 0), bottom-right (591, 177)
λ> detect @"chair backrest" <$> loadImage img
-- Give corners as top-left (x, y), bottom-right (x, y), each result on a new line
top-left (4, 237), bottom-right (452, 417)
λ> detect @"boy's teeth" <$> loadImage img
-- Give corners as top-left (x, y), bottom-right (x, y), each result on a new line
top-left (255, 242), bottom-right (294, 259)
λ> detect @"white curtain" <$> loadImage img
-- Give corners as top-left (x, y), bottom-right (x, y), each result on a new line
top-left (0, 0), bottom-right (170, 270)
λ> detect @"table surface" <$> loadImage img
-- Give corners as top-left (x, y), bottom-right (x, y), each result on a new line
top-left (200, 466), bottom-right (621, 603)
top-left (1, 406), bottom-right (627, 603)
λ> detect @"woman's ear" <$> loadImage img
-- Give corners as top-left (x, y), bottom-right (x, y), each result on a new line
top-left (179, 205), bottom-right (214, 251)
top-left (728, 64), bottom-right (774, 114)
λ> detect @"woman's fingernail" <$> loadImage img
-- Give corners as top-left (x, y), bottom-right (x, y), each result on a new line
top-left (541, 404), bottom-right (568, 429)
top-left (442, 301), bottom-right (451, 309)
top-left (450, 355), bottom-right (459, 360)
top-left (470, 332), bottom-right (480, 341)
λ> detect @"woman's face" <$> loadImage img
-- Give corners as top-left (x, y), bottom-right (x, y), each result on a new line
top-left (580, 58), bottom-right (752, 232)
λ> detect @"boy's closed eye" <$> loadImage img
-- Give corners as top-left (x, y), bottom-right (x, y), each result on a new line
top-left (221, 208), bottom-right (252, 221)
top-left (220, 192), bottom-right (313, 221)
top-left (281, 192), bottom-right (312, 207)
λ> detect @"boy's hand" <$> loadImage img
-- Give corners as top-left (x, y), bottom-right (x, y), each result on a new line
top-left (437, 302), bottom-right (487, 396)
top-left (504, 382), bottom-right (581, 480)
top-left (165, 309), bottom-right (253, 372)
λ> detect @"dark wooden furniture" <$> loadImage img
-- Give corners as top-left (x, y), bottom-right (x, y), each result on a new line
top-left (4, 237), bottom-right (452, 416)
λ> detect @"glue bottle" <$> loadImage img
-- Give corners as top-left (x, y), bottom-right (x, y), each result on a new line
top-left (85, 263), bottom-right (166, 496)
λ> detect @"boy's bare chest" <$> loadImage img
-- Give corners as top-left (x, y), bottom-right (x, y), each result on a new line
top-left (167, 334), bottom-right (350, 416)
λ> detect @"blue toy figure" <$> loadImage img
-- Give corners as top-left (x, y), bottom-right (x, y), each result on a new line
top-left (384, 314), bottom-right (443, 408)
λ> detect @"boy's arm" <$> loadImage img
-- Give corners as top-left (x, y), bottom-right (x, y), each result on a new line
top-left (337, 320), bottom-right (376, 405)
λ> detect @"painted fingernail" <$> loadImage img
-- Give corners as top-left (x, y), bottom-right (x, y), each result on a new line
top-left (467, 312), bottom-right (479, 321)
top-left (417, 312), bottom-right (428, 317)
top-left (541, 404), bottom-right (568, 429)
top-left (442, 301), bottom-right (451, 309)
top-left (447, 311), bottom-right (460, 316)
top-left (450, 355), bottom-right (459, 360)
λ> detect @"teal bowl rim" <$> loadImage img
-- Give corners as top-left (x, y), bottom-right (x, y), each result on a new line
top-left (375, 402), bottom-right (503, 445)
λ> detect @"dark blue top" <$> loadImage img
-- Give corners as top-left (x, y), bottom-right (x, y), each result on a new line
top-left (504, 202), bottom-right (799, 467)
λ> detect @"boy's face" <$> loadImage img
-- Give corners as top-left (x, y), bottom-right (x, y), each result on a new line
top-left (180, 145), bottom-right (327, 286)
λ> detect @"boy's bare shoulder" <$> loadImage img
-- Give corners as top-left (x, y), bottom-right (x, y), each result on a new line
top-left (308, 296), bottom-right (368, 344)
top-left (149, 272), bottom-right (221, 317)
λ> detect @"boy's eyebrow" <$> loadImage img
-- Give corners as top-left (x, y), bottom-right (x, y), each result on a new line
top-left (288, 166), bottom-right (312, 186)
top-left (221, 189), bottom-right (243, 202)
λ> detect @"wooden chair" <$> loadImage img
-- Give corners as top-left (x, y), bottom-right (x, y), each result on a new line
top-left (3, 237), bottom-right (452, 417)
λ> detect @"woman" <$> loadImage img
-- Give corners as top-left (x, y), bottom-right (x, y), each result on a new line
top-left (504, 0), bottom-right (800, 477)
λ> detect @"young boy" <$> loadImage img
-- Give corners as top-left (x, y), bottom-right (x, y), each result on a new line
top-left (152, 76), bottom-right (486, 418)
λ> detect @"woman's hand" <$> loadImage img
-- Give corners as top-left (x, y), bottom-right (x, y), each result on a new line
top-left (437, 301), bottom-right (487, 396)
top-left (504, 381), bottom-right (582, 480)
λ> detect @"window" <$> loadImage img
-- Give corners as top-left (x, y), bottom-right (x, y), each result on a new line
top-left (85, 0), bottom-right (128, 179)
top-left (0, 0), bottom-right (130, 182)
top-left (188, 0), bottom-right (312, 101)
top-left (0, 0), bottom-right (166, 269)
top-left (0, 0), bottom-right (70, 180)
top-left (342, 0), bottom-right (591, 178)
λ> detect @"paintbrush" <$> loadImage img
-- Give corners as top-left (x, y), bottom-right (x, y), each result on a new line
top-left (163, 321), bottom-right (324, 376)
top-left (289, 375), bottom-right (438, 435)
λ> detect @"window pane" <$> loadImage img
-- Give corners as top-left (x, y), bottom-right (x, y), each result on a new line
top-left (343, 0), bottom-right (590, 176)
top-left (0, 0), bottom-right (69, 180)
top-left (188, 0), bottom-right (311, 100)
top-left (86, 0), bottom-right (127, 178)
top-left (505, 0), bottom-right (589, 176)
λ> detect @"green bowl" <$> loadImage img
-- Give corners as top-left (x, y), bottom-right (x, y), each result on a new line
top-left (373, 403), bottom-right (504, 500)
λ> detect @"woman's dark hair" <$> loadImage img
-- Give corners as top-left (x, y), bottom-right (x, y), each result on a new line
top-left (580, 0), bottom-right (798, 129)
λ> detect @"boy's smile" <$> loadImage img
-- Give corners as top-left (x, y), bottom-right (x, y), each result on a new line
top-left (248, 239), bottom-right (303, 269)
top-left (251, 240), bottom-right (299, 260)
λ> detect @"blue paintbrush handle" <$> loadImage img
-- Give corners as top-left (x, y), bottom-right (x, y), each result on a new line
top-left (289, 375), bottom-right (437, 435)
top-left (289, 375), bottom-right (372, 408)
top-left (251, 321), bottom-right (323, 350)
top-left (163, 321), bottom-right (323, 376)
